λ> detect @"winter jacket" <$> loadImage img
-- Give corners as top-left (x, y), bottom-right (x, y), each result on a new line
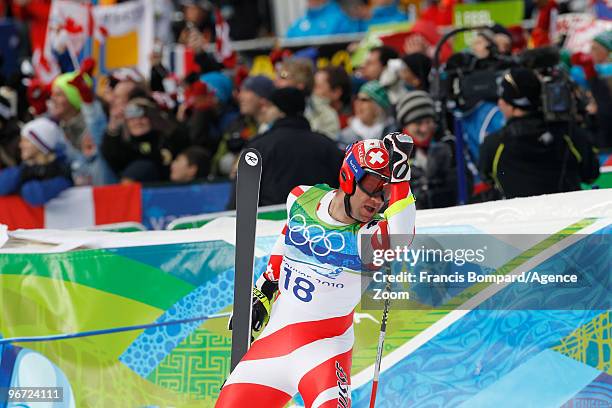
top-left (459, 101), bottom-right (505, 164)
top-left (101, 129), bottom-right (174, 182)
top-left (305, 96), bottom-right (341, 140)
top-left (286, 1), bottom-right (360, 38)
top-left (0, 159), bottom-right (72, 206)
top-left (244, 116), bottom-right (344, 206)
top-left (479, 115), bottom-right (600, 199)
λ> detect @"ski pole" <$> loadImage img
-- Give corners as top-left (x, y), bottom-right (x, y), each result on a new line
top-left (369, 282), bottom-right (391, 408)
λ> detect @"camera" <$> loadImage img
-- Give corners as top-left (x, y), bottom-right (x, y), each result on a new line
top-left (431, 27), bottom-right (583, 124)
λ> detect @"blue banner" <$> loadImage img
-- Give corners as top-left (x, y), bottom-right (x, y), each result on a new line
top-left (142, 182), bottom-right (231, 230)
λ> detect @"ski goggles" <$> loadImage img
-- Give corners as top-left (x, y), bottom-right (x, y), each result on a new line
top-left (357, 172), bottom-right (390, 199)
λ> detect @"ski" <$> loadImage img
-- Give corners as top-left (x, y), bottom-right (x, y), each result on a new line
top-left (230, 148), bottom-right (262, 372)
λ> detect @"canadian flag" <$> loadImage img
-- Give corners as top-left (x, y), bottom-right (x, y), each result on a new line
top-left (88, 3), bottom-right (108, 44)
top-left (214, 8), bottom-right (237, 68)
top-left (0, 184), bottom-right (142, 230)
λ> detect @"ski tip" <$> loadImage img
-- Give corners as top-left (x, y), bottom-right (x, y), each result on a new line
top-left (240, 148), bottom-right (262, 169)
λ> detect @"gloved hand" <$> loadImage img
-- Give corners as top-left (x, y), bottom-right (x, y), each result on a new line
top-left (379, 58), bottom-right (405, 88)
top-left (383, 132), bottom-right (414, 183)
top-left (570, 52), bottom-right (596, 80)
top-left (227, 287), bottom-right (272, 333)
top-left (68, 59), bottom-right (95, 104)
top-left (26, 78), bottom-right (51, 116)
top-left (379, 59), bottom-right (408, 105)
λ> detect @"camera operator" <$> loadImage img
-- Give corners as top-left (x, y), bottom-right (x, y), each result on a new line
top-left (479, 67), bottom-right (599, 199)
top-left (444, 52), bottom-right (505, 163)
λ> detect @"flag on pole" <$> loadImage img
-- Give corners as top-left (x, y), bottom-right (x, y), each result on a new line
top-left (214, 8), bottom-right (237, 68)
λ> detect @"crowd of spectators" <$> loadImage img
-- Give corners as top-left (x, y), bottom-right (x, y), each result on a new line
top-left (0, 0), bottom-right (610, 211)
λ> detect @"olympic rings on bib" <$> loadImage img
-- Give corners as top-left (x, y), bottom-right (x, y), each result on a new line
top-left (287, 214), bottom-right (346, 257)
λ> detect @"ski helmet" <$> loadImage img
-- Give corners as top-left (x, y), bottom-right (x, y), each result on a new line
top-left (339, 140), bottom-right (391, 220)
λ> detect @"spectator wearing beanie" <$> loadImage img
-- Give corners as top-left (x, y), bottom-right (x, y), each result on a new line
top-left (233, 87), bottom-right (344, 207)
top-left (396, 91), bottom-right (468, 209)
top-left (337, 80), bottom-right (396, 149)
top-left (401, 53), bottom-right (432, 91)
top-left (479, 68), bottom-right (599, 199)
top-left (213, 75), bottom-right (276, 177)
top-left (239, 75), bottom-right (276, 130)
top-left (0, 117), bottom-right (73, 206)
top-left (49, 62), bottom-right (116, 186)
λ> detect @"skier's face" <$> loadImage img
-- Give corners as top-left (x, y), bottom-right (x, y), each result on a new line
top-left (351, 186), bottom-right (385, 222)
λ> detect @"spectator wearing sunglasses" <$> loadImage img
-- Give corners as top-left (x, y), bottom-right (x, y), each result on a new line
top-left (479, 67), bottom-right (599, 199)
top-left (101, 97), bottom-right (180, 183)
top-left (337, 80), bottom-right (396, 149)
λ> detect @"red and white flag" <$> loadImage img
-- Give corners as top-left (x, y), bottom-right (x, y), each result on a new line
top-left (214, 8), bottom-right (237, 68)
top-left (0, 184), bottom-right (142, 230)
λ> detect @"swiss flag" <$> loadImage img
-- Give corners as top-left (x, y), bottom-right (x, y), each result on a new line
top-left (0, 184), bottom-right (142, 230)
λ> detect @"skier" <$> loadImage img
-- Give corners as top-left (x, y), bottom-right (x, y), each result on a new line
top-left (217, 133), bottom-right (416, 408)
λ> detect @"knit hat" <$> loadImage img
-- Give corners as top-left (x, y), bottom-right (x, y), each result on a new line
top-left (359, 81), bottom-right (390, 110)
top-left (242, 75), bottom-right (275, 100)
top-left (396, 91), bottom-right (435, 126)
top-left (269, 87), bottom-right (306, 117)
top-left (401, 53), bottom-right (432, 89)
top-left (593, 30), bottom-right (612, 53)
top-left (52, 71), bottom-right (93, 111)
top-left (200, 71), bottom-right (233, 105)
top-left (499, 67), bottom-right (542, 111)
top-left (20, 117), bottom-right (64, 155)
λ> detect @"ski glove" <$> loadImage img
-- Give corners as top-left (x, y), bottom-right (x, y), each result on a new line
top-left (227, 283), bottom-right (276, 332)
top-left (383, 132), bottom-right (414, 183)
top-left (250, 287), bottom-right (271, 331)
